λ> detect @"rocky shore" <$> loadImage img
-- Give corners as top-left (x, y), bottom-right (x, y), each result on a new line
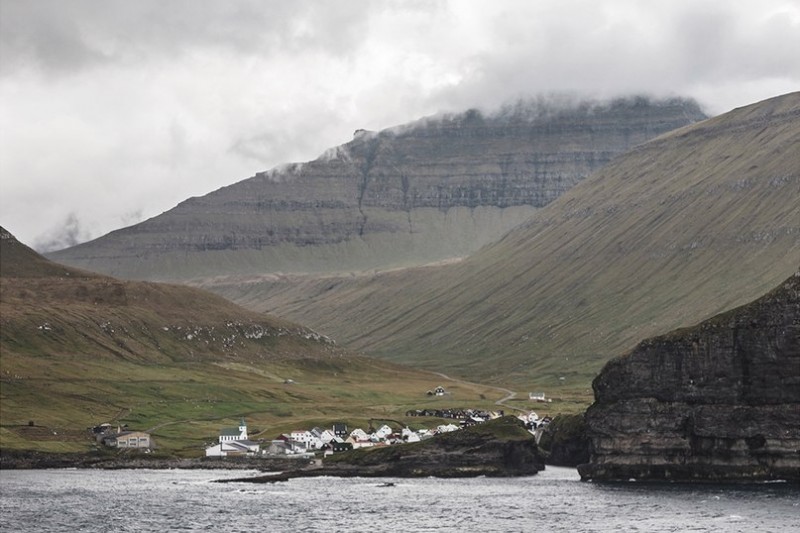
top-left (0, 449), bottom-right (305, 471)
top-left (219, 416), bottom-right (544, 483)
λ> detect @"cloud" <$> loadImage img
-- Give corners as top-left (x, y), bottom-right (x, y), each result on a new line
top-left (0, 0), bottom-right (798, 249)
top-left (0, 0), bottom-right (378, 77)
top-left (33, 213), bottom-right (92, 252)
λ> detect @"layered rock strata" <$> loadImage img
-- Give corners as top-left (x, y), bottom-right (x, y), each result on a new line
top-left (579, 272), bottom-right (800, 482)
top-left (49, 97), bottom-right (705, 280)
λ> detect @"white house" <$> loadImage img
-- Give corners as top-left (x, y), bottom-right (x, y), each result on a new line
top-left (311, 427), bottom-right (336, 445)
top-left (206, 418), bottom-right (260, 457)
top-left (401, 427), bottom-right (421, 443)
top-left (267, 438), bottom-right (311, 456)
top-left (529, 392), bottom-right (551, 402)
top-left (205, 440), bottom-right (260, 457)
top-left (346, 436), bottom-right (378, 450)
top-left (289, 430), bottom-right (315, 446)
top-left (436, 423), bottom-right (460, 433)
top-left (373, 425), bottom-right (393, 440)
top-left (349, 428), bottom-right (369, 441)
top-left (417, 428), bottom-right (434, 439)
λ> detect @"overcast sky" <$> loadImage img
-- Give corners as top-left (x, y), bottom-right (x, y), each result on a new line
top-left (1, 0), bottom-right (798, 251)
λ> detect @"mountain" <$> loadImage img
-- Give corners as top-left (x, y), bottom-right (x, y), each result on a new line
top-left (579, 272), bottom-right (800, 482)
top-left (207, 93), bottom-right (799, 387)
top-left (48, 96), bottom-right (705, 280)
top-left (1, 226), bottom-right (337, 366)
top-left (0, 227), bottom-right (449, 454)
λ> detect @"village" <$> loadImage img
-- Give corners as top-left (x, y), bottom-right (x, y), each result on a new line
top-left (203, 409), bottom-right (552, 458)
top-left (91, 386), bottom-right (555, 458)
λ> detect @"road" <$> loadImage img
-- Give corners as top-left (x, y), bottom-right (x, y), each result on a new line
top-left (432, 372), bottom-right (525, 413)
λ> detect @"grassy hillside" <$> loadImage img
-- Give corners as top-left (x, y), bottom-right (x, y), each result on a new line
top-left (0, 228), bottom-right (517, 455)
top-left (202, 92), bottom-right (800, 388)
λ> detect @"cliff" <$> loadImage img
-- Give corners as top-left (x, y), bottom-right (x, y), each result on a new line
top-left (537, 413), bottom-right (591, 467)
top-left (579, 272), bottom-right (800, 482)
top-left (48, 96), bottom-right (705, 280)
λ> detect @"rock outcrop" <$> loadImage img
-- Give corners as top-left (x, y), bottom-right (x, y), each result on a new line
top-left (579, 272), bottom-right (800, 482)
top-left (537, 413), bottom-right (591, 467)
top-left (49, 96), bottom-right (705, 280)
top-left (222, 416), bottom-right (544, 482)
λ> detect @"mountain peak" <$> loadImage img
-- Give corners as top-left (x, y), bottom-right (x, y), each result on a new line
top-left (48, 95), bottom-right (706, 281)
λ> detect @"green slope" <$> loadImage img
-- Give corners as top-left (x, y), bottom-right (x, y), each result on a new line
top-left (1, 228), bottom-right (504, 454)
top-left (204, 92), bottom-right (800, 387)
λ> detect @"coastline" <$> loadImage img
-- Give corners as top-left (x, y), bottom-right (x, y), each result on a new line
top-left (0, 449), bottom-right (305, 471)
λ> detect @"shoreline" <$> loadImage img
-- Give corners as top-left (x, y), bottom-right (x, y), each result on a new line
top-left (0, 449), bottom-right (309, 471)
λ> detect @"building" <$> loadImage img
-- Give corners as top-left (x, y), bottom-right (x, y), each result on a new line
top-left (103, 431), bottom-right (152, 449)
top-left (349, 428), bottom-right (369, 441)
top-left (310, 427), bottom-right (336, 446)
top-left (219, 418), bottom-right (249, 442)
top-left (266, 439), bottom-right (313, 456)
top-left (401, 427), bottom-right (421, 443)
top-left (206, 418), bottom-right (260, 457)
top-left (329, 440), bottom-right (353, 453)
top-left (373, 425), bottom-right (393, 440)
top-left (529, 392), bottom-right (551, 402)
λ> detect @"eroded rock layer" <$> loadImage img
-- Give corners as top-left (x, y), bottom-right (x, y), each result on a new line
top-left (49, 97), bottom-right (705, 280)
top-left (579, 272), bottom-right (800, 482)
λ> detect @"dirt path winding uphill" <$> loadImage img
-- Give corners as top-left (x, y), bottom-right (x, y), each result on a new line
top-left (432, 372), bottom-right (523, 412)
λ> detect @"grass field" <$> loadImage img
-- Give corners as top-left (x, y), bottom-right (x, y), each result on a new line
top-left (0, 352), bottom-right (590, 455)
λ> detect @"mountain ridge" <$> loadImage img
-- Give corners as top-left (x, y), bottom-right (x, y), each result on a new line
top-left (48, 95), bottom-right (706, 280)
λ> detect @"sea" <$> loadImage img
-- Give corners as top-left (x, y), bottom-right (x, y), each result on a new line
top-left (0, 466), bottom-right (797, 532)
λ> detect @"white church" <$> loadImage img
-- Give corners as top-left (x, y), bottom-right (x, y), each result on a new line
top-left (205, 418), bottom-right (261, 457)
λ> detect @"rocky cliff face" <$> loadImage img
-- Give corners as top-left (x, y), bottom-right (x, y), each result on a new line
top-left (579, 272), bottom-right (800, 482)
top-left (49, 96), bottom-right (705, 280)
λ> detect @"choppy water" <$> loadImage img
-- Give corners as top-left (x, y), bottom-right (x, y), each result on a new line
top-left (0, 466), bottom-right (797, 532)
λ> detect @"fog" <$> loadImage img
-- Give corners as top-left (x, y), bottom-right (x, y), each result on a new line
top-left (1, 0), bottom-right (797, 250)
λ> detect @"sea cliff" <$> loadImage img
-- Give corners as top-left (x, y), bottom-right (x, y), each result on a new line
top-left (579, 272), bottom-right (800, 482)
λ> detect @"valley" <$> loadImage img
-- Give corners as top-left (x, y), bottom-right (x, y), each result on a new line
top-left (197, 92), bottom-right (800, 387)
top-left (1, 228), bottom-right (586, 455)
top-left (3, 93), bottom-right (798, 462)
